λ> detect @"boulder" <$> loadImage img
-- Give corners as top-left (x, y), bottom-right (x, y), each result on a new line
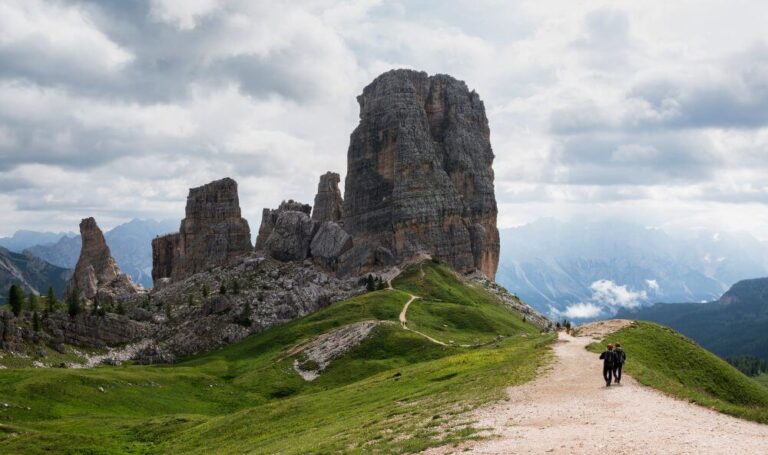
top-left (310, 222), bottom-right (353, 267)
top-left (255, 200), bottom-right (312, 251)
top-left (264, 211), bottom-right (316, 262)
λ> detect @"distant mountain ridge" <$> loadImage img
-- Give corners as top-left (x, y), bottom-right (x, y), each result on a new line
top-left (497, 219), bottom-right (768, 318)
top-left (0, 247), bottom-right (70, 303)
top-left (23, 219), bottom-right (178, 288)
top-left (617, 277), bottom-right (768, 361)
top-left (0, 230), bottom-right (75, 252)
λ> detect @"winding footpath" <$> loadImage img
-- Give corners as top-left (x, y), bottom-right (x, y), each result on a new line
top-left (425, 320), bottom-right (768, 455)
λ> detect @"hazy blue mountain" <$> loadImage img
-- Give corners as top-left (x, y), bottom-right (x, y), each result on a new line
top-left (617, 277), bottom-right (768, 361)
top-left (497, 219), bottom-right (768, 319)
top-left (0, 230), bottom-right (75, 253)
top-left (23, 219), bottom-right (178, 289)
top-left (24, 235), bottom-right (81, 270)
top-left (0, 247), bottom-right (70, 304)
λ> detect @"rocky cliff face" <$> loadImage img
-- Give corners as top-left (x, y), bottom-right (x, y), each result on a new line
top-left (66, 218), bottom-right (138, 302)
top-left (152, 178), bottom-right (252, 283)
top-left (342, 69), bottom-right (500, 279)
top-left (311, 172), bottom-right (343, 223)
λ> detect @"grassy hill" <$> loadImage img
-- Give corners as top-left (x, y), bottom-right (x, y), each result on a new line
top-left (617, 277), bottom-right (768, 361)
top-left (588, 321), bottom-right (768, 423)
top-left (0, 262), bottom-right (553, 454)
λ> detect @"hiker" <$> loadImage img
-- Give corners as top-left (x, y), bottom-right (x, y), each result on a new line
top-left (613, 343), bottom-right (626, 384)
top-left (599, 343), bottom-right (616, 387)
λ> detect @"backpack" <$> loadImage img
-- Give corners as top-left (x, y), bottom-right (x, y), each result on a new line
top-left (602, 350), bottom-right (615, 365)
top-left (615, 348), bottom-right (626, 364)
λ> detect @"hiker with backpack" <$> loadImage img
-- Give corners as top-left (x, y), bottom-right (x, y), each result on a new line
top-left (613, 343), bottom-right (626, 384)
top-left (599, 344), bottom-right (616, 387)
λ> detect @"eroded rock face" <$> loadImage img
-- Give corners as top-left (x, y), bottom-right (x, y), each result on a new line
top-left (66, 218), bottom-right (138, 302)
top-left (310, 221), bottom-right (353, 267)
top-left (255, 200), bottom-right (312, 251)
top-left (342, 69), bottom-right (500, 279)
top-left (152, 178), bottom-right (252, 283)
top-left (311, 172), bottom-right (343, 223)
top-left (264, 211), bottom-right (316, 262)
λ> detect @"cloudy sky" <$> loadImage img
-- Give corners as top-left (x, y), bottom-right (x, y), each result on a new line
top-left (1, 0), bottom-right (767, 239)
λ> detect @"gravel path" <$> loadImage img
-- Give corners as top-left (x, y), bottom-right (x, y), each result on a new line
top-left (425, 321), bottom-right (768, 454)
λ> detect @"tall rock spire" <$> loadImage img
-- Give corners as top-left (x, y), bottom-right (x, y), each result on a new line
top-left (311, 172), bottom-right (343, 223)
top-left (67, 217), bottom-right (138, 301)
top-left (342, 69), bottom-right (500, 279)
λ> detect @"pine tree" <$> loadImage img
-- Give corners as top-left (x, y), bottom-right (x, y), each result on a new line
top-left (201, 283), bottom-right (209, 298)
top-left (27, 293), bottom-right (39, 312)
top-left (232, 280), bottom-right (240, 295)
top-left (219, 284), bottom-right (227, 295)
top-left (67, 290), bottom-right (81, 317)
top-left (46, 286), bottom-right (56, 313)
top-left (366, 274), bottom-right (375, 292)
top-left (116, 302), bottom-right (126, 315)
top-left (9, 284), bottom-right (23, 317)
top-left (32, 311), bottom-right (41, 332)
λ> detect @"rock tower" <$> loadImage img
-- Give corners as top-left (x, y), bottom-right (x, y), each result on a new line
top-left (152, 178), bottom-right (252, 283)
top-left (67, 217), bottom-right (138, 301)
top-left (341, 69), bottom-right (500, 279)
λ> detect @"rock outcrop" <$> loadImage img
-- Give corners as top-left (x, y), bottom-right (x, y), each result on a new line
top-left (264, 211), bottom-right (316, 262)
top-left (341, 69), bottom-right (500, 279)
top-left (152, 178), bottom-right (252, 283)
top-left (310, 221), bottom-right (353, 268)
top-left (311, 172), bottom-right (343, 223)
top-left (66, 218), bottom-right (138, 302)
top-left (255, 200), bottom-right (312, 251)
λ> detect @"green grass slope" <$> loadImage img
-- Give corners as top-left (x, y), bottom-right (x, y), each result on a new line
top-left (588, 321), bottom-right (768, 423)
top-left (0, 262), bottom-right (553, 454)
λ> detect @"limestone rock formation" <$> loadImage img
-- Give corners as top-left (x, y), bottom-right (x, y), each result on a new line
top-left (152, 178), bottom-right (252, 283)
top-left (311, 172), bottom-right (343, 223)
top-left (66, 217), bottom-right (138, 302)
top-left (264, 211), bottom-right (316, 262)
top-left (310, 221), bottom-right (353, 267)
top-left (255, 200), bottom-right (311, 251)
top-left (342, 69), bottom-right (500, 279)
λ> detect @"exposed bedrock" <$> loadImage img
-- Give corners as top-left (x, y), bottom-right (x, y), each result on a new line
top-left (341, 69), bottom-right (500, 279)
top-left (151, 178), bottom-right (252, 284)
top-left (311, 172), bottom-right (343, 223)
top-left (66, 217), bottom-right (138, 302)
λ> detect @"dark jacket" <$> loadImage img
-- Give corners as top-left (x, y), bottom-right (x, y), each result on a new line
top-left (599, 350), bottom-right (616, 366)
top-left (614, 347), bottom-right (626, 364)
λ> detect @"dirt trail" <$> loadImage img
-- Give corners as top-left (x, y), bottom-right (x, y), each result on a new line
top-left (399, 293), bottom-right (448, 346)
top-left (426, 321), bottom-right (768, 455)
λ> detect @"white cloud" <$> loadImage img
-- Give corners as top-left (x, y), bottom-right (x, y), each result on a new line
top-left (561, 302), bottom-right (603, 319)
top-left (0, 0), bottom-right (132, 74)
top-left (589, 279), bottom-right (647, 309)
top-left (645, 279), bottom-right (660, 293)
top-left (0, 0), bottom-right (766, 243)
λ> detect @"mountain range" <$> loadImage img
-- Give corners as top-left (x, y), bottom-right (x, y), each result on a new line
top-left (0, 247), bottom-right (70, 304)
top-left (496, 219), bottom-right (768, 319)
top-left (617, 277), bottom-right (768, 361)
top-left (22, 218), bottom-right (178, 289)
